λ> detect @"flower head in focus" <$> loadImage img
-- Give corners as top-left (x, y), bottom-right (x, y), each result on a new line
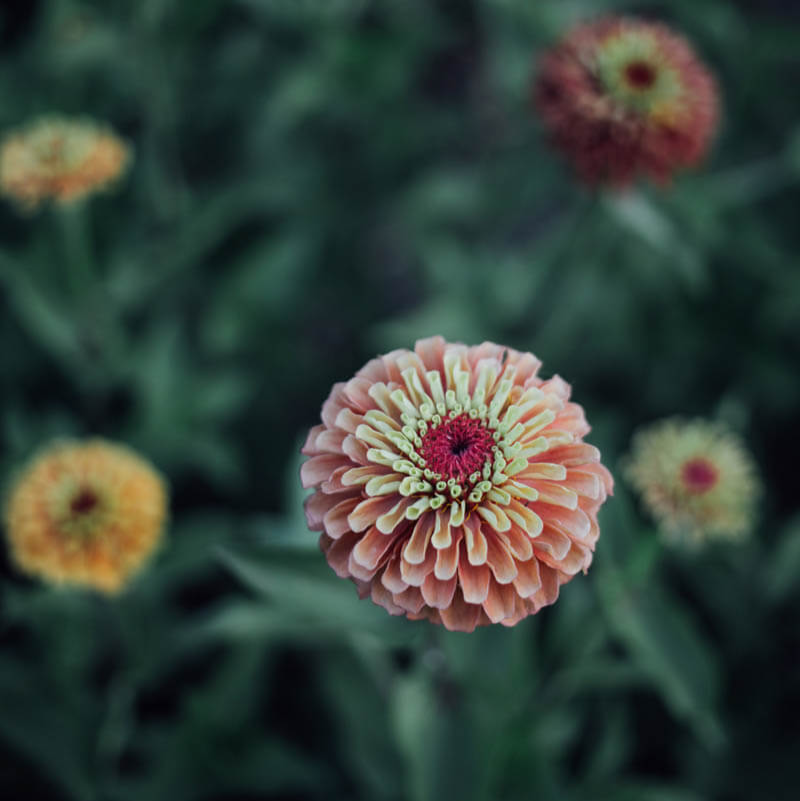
top-left (624, 418), bottom-right (760, 546)
top-left (4, 439), bottom-right (168, 593)
top-left (0, 116), bottom-right (131, 210)
top-left (301, 337), bottom-right (613, 632)
top-left (534, 17), bottom-right (719, 186)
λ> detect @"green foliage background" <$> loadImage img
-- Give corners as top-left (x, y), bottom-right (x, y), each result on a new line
top-left (1, 1), bottom-right (799, 799)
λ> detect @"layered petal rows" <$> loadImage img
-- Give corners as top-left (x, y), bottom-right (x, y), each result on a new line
top-left (301, 337), bottom-right (613, 632)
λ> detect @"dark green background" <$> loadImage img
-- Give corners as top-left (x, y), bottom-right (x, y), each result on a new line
top-left (1, 1), bottom-right (799, 799)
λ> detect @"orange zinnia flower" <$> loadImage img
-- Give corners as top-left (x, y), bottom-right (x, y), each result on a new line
top-left (302, 337), bottom-right (613, 632)
top-left (4, 439), bottom-right (168, 593)
top-left (0, 116), bottom-right (131, 210)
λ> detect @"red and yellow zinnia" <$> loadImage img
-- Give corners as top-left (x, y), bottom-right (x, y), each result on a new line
top-left (301, 337), bottom-right (613, 632)
top-left (535, 17), bottom-right (719, 186)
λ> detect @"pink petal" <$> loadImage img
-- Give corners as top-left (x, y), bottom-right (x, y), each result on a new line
top-left (304, 491), bottom-right (345, 530)
top-left (301, 424), bottom-right (326, 455)
top-left (322, 531), bottom-right (361, 578)
top-left (323, 496), bottom-right (361, 539)
top-left (381, 555), bottom-right (407, 594)
top-left (301, 454), bottom-right (349, 488)
top-left (485, 533), bottom-right (518, 584)
top-left (393, 586), bottom-right (426, 615)
top-left (512, 556), bottom-right (542, 598)
top-left (414, 336), bottom-right (447, 371)
top-left (458, 556), bottom-right (491, 604)
top-left (421, 574), bottom-right (457, 609)
top-left (439, 588), bottom-right (482, 632)
top-left (483, 580), bottom-right (518, 623)
top-left (532, 527), bottom-right (571, 560)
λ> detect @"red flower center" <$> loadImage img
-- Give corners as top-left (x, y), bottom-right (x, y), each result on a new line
top-left (624, 60), bottom-right (657, 89)
top-left (70, 488), bottom-right (98, 515)
top-left (680, 458), bottom-right (718, 494)
top-left (420, 415), bottom-right (495, 484)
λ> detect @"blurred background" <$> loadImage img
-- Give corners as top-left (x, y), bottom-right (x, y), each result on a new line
top-left (1, 0), bottom-right (799, 799)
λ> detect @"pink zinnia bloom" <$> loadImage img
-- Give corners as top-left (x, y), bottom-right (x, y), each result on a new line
top-left (535, 17), bottom-right (719, 186)
top-left (301, 337), bottom-right (613, 632)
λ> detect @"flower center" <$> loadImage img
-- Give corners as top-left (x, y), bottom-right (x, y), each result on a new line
top-left (70, 488), bottom-right (98, 515)
top-left (420, 414), bottom-right (495, 487)
top-left (680, 458), bottom-right (718, 494)
top-left (624, 60), bottom-right (657, 89)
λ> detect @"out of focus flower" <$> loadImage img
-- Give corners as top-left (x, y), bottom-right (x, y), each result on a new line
top-left (535, 17), bottom-right (719, 186)
top-left (624, 418), bottom-right (760, 546)
top-left (4, 439), bottom-right (168, 593)
top-left (0, 116), bottom-right (131, 210)
top-left (301, 337), bottom-right (613, 632)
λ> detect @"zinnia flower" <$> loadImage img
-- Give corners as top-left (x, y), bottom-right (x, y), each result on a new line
top-left (0, 116), bottom-right (131, 210)
top-left (624, 418), bottom-right (760, 546)
top-left (534, 17), bottom-right (719, 186)
top-left (4, 439), bottom-right (168, 593)
top-left (301, 337), bottom-right (613, 632)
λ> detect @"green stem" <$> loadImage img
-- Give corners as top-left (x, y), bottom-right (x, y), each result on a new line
top-left (57, 201), bottom-right (95, 303)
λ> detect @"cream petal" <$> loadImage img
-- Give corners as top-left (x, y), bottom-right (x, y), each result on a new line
top-left (431, 512), bottom-right (452, 549)
top-left (434, 533), bottom-right (461, 580)
top-left (531, 480), bottom-right (579, 510)
top-left (376, 498), bottom-right (414, 534)
top-left (403, 513), bottom-right (435, 564)
top-left (342, 434), bottom-right (370, 465)
top-left (352, 526), bottom-right (399, 570)
top-left (421, 573), bottom-right (458, 609)
top-left (334, 407), bottom-right (363, 434)
top-left (505, 499), bottom-right (543, 537)
top-left (349, 551), bottom-right (379, 582)
top-left (496, 524), bottom-right (533, 561)
top-left (323, 496), bottom-right (361, 539)
top-left (463, 515), bottom-right (488, 565)
top-left (458, 556), bottom-right (491, 604)
top-left (341, 465), bottom-right (383, 486)
top-left (400, 545), bottom-right (436, 587)
top-left (347, 496), bottom-right (398, 533)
